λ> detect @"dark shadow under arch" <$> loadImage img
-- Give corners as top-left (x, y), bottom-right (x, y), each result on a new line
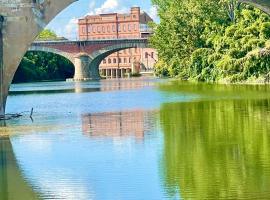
top-left (13, 51), bottom-right (75, 83)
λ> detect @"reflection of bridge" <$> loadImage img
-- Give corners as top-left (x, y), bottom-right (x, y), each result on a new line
top-left (29, 39), bottom-right (148, 81)
top-left (0, 0), bottom-right (269, 115)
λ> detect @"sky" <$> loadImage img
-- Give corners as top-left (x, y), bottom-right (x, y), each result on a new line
top-left (46, 0), bottom-right (158, 40)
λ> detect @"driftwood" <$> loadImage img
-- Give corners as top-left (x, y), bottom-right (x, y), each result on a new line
top-left (0, 108), bottom-right (34, 121)
top-left (0, 113), bottom-right (23, 120)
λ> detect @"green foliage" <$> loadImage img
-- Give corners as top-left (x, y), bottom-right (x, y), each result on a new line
top-left (37, 29), bottom-right (58, 40)
top-left (13, 52), bottom-right (74, 83)
top-left (160, 97), bottom-right (270, 199)
top-left (151, 0), bottom-right (270, 83)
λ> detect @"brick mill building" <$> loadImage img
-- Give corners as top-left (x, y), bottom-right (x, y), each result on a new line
top-left (78, 7), bottom-right (157, 78)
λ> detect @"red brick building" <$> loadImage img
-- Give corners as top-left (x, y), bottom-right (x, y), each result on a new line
top-left (78, 7), bottom-right (157, 78)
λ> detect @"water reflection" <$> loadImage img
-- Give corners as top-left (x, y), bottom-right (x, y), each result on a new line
top-left (9, 78), bottom-right (157, 96)
top-left (82, 110), bottom-right (157, 140)
top-left (160, 99), bottom-right (270, 199)
top-left (3, 108), bottom-right (163, 200)
top-left (0, 137), bottom-right (39, 200)
top-left (159, 80), bottom-right (270, 100)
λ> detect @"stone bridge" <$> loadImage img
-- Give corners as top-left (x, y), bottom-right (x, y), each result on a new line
top-left (0, 0), bottom-right (77, 115)
top-left (29, 39), bottom-right (148, 81)
top-left (0, 0), bottom-right (269, 115)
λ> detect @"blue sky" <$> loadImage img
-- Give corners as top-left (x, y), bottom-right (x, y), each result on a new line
top-left (47, 0), bottom-right (158, 40)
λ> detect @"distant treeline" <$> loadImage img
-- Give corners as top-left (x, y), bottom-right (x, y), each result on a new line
top-left (13, 52), bottom-right (74, 83)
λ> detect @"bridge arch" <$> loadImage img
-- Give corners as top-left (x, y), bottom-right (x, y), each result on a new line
top-left (0, 0), bottom-right (78, 115)
top-left (88, 42), bottom-right (148, 78)
top-left (28, 46), bottom-right (75, 65)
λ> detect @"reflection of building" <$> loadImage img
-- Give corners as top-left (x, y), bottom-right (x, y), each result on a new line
top-left (78, 7), bottom-right (158, 78)
top-left (82, 110), bottom-right (155, 140)
top-left (99, 78), bottom-right (155, 92)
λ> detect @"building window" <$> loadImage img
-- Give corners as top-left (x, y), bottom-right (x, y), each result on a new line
top-left (102, 26), bottom-right (105, 33)
top-left (108, 58), bottom-right (112, 64)
top-left (93, 26), bottom-right (96, 33)
top-left (113, 58), bottom-right (117, 63)
top-left (123, 24), bottom-right (126, 32)
top-left (134, 24), bottom-right (137, 31)
top-left (97, 26), bottom-right (101, 33)
top-left (128, 24), bottom-right (131, 31)
top-left (88, 25), bottom-right (92, 33)
top-left (129, 58), bottom-right (131, 63)
top-left (107, 25), bottom-right (110, 32)
top-left (119, 58), bottom-right (122, 63)
top-left (124, 58), bottom-right (127, 63)
top-left (82, 27), bottom-right (86, 34)
top-left (103, 59), bottom-right (107, 64)
top-left (112, 25), bottom-right (116, 32)
top-left (118, 24), bottom-right (121, 32)
top-left (133, 15), bottom-right (137, 19)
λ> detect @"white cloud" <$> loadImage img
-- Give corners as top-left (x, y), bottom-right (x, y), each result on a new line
top-left (87, 0), bottom-right (128, 15)
top-left (95, 0), bottom-right (118, 14)
top-left (89, 1), bottom-right (96, 10)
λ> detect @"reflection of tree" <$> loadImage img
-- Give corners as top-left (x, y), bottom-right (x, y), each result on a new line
top-left (0, 137), bottom-right (39, 200)
top-left (160, 99), bottom-right (270, 199)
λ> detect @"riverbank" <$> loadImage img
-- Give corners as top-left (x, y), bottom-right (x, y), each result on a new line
top-left (168, 74), bottom-right (270, 85)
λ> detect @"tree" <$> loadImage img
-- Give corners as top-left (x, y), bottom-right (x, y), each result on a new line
top-left (151, 0), bottom-right (270, 82)
top-left (37, 29), bottom-right (58, 40)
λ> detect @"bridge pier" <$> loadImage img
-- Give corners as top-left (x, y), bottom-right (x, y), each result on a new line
top-left (0, 16), bottom-right (4, 116)
top-left (72, 55), bottom-right (100, 81)
top-left (73, 56), bottom-right (92, 81)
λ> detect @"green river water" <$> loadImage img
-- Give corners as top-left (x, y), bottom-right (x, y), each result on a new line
top-left (0, 78), bottom-right (270, 200)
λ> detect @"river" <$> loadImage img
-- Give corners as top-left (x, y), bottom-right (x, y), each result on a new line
top-left (1, 78), bottom-right (270, 200)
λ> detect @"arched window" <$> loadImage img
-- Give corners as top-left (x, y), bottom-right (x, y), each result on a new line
top-left (88, 25), bottom-right (92, 33)
top-left (119, 58), bottom-right (122, 63)
top-left (82, 27), bottom-right (86, 34)
top-left (108, 58), bottom-right (112, 64)
top-left (113, 58), bottom-right (117, 63)
top-left (103, 59), bottom-right (106, 64)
